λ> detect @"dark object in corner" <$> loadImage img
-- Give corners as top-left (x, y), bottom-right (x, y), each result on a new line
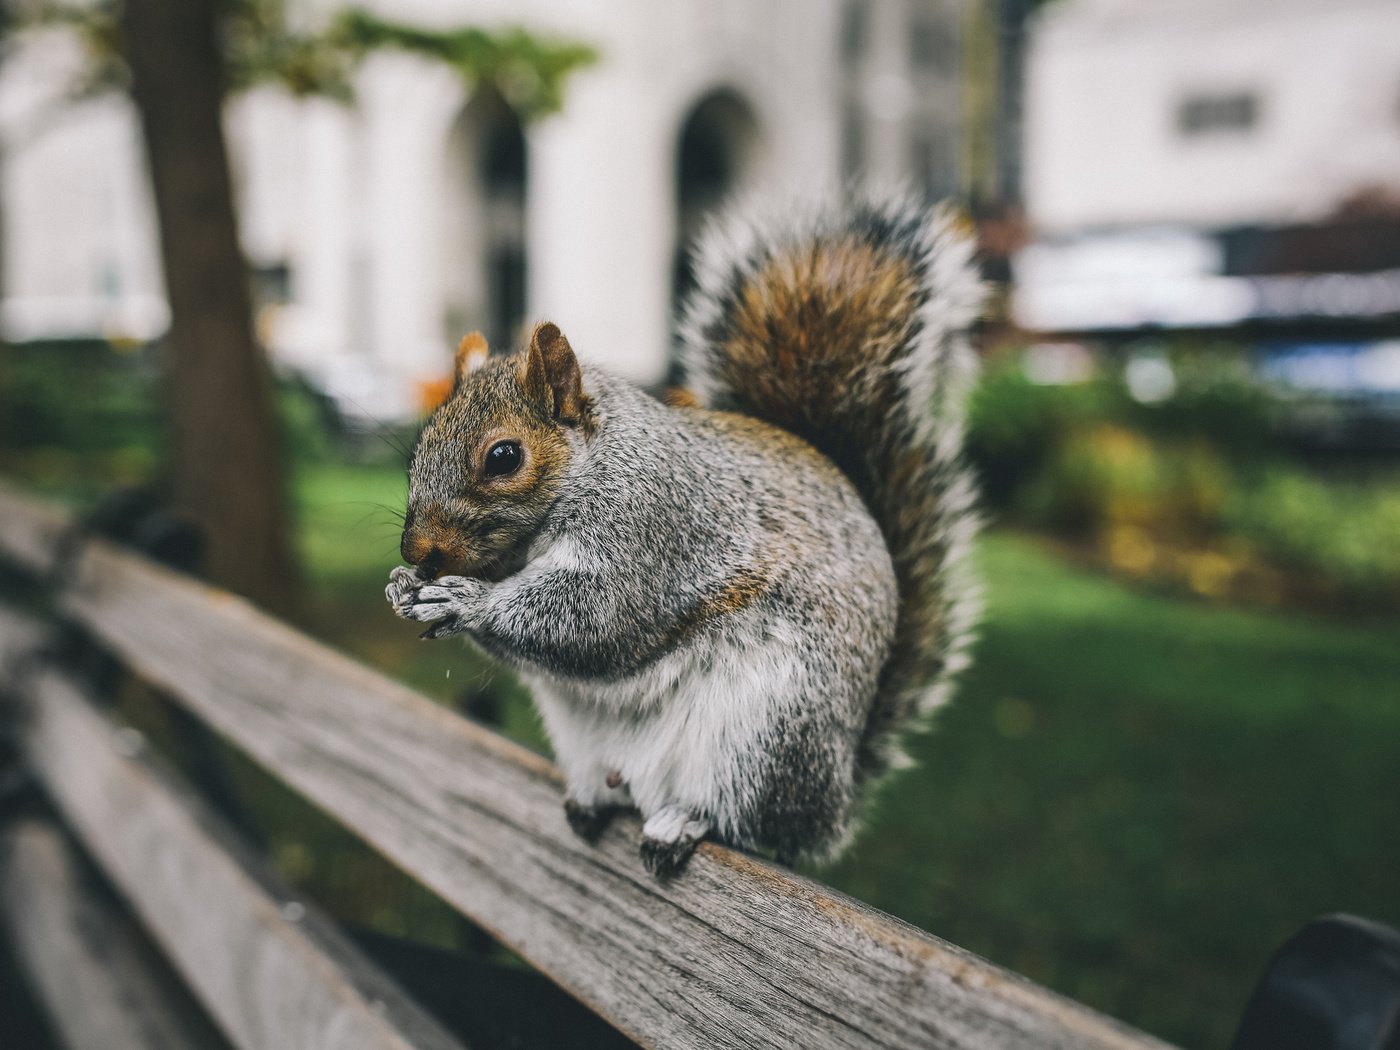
top-left (72, 486), bottom-right (204, 574)
top-left (1231, 913), bottom-right (1400, 1050)
top-left (348, 927), bottom-right (639, 1050)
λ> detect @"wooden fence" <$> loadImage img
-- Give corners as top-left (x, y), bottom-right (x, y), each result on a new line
top-left (0, 480), bottom-right (1178, 1050)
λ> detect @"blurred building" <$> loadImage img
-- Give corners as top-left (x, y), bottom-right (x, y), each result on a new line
top-left (0, 0), bottom-right (969, 421)
top-left (1014, 0), bottom-right (1400, 354)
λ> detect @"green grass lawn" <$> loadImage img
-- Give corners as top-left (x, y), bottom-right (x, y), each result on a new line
top-left (822, 535), bottom-right (1400, 1048)
top-left (291, 462), bottom-right (1400, 1049)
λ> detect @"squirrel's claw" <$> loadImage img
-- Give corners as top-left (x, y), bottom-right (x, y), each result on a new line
top-left (385, 565), bottom-right (421, 618)
top-left (419, 618), bottom-right (465, 640)
top-left (639, 834), bottom-right (701, 879)
top-left (639, 804), bottom-right (710, 880)
top-left (387, 571), bottom-right (488, 638)
top-left (564, 799), bottom-right (619, 843)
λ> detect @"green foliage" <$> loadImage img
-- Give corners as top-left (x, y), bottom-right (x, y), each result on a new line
top-left (329, 9), bottom-right (597, 120)
top-left (222, 0), bottom-right (358, 99)
top-left (967, 348), bottom-right (1400, 608)
top-left (1, 339), bottom-right (156, 451)
top-left (970, 349), bottom-right (1273, 510)
top-left (16, 0), bottom-right (596, 118)
top-left (1226, 471), bottom-right (1400, 601)
top-left (0, 339), bottom-right (162, 493)
top-left (11, 0), bottom-right (129, 97)
top-left (967, 362), bottom-right (1112, 505)
top-left (274, 374), bottom-right (341, 466)
top-left (0, 337), bottom-right (350, 495)
top-left (1024, 425), bottom-right (1231, 539)
top-left (1119, 348), bottom-right (1275, 460)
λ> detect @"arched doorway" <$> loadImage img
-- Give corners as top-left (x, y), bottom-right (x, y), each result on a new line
top-left (673, 89), bottom-right (761, 317)
top-left (442, 86), bottom-right (527, 354)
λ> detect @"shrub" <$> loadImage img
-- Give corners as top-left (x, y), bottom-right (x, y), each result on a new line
top-left (967, 361), bottom-right (1116, 507)
top-left (1225, 472), bottom-right (1400, 602)
top-left (1119, 347), bottom-right (1275, 461)
top-left (966, 345), bottom-right (1400, 609)
top-left (1024, 426), bottom-right (1231, 540)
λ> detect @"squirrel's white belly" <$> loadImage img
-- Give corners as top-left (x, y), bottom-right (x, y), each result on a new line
top-left (527, 616), bottom-right (805, 843)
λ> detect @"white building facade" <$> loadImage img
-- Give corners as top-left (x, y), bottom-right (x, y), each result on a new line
top-left (1023, 0), bottom-right (1400, 235)
top-left (0, 0), bottom-right (966, 421)
top-left (1014, 0), bottom-right (1400, 335)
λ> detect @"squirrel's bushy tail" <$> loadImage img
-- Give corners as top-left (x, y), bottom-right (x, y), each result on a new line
top-left (677, 195), bottom-right (983, 782)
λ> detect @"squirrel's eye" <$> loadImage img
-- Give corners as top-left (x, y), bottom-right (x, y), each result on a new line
top-left (484, 440), bottom-right (523, 478)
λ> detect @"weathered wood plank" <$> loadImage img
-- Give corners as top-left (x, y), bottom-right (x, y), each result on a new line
top-left (0, 607), bottom-right (469, 1050)
top-left (0, 819), bottom-right (233, 1050)
top-left (0, 593), bottom-right (46, 664)
top-left (0, 482), bottom-right (68, 574)
top-left (0, 497), bottom-right (1182, 1050)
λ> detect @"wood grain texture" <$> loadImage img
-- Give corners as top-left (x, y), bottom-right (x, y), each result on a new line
top-left (1, 819), bottom-right (233, 1050)
top-left (0, 606), bottom-right (469, 1050)
top-left (0, 596), bottom-right (46, 666)
top-left (0, 482), bottom-right (68, 575)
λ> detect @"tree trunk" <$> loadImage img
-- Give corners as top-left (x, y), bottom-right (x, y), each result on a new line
top-left (119, 0), bottom-right (298, 613)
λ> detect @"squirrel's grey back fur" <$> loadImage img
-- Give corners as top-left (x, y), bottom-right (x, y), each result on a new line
top-left (678, 194), bottom-right (983, 782)
top-left (518, 368), bottom-right (898, 862)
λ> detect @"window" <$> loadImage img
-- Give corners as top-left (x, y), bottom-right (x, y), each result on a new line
top-left (842, 100), bottom-right (865, 182)
top-left (841, 0), bottom-right (867, 62)
top-left (252, 262), bottom-right (292, 308)
top-left (1177, 92), bottom-right (1259, 136)
top-left (909, 13), bottom-right (955, 71)
top-left (909, 126), bottom-right (957, 200)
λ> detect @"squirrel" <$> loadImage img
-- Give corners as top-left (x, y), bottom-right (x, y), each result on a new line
top-left (386, 195), bottom-right (982, 877)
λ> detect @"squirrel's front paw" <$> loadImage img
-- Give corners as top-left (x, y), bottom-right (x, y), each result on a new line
top-left (386, 568), bottom-right (487, 639)
top-left (385, 565), bottom-right (422, 617)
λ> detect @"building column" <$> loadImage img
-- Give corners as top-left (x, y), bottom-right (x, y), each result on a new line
top-left (527, 70), bottom-right (675, 386)
top-left (358, 54), bottom-right (466, 416)
top-left (287, 97), bottom-right (354, 375)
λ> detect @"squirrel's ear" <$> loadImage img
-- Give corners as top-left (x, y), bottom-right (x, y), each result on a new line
top-left (453, 332), bottom-right (490, 385)
top-left (521, 322), bottom-right (587, 424)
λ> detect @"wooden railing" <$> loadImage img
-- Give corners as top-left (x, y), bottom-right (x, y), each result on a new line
top-left (0, 480), bottom-right (1177, 1050)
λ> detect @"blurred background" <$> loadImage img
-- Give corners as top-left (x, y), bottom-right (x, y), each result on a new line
top-left (1, 0), bottom-right (1398, 1046)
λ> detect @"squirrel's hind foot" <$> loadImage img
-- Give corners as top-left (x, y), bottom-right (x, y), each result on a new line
top-left (563, 799), bottom-right (621, 843)
top-left (639, 805), bottom-right (711, 879)
top-left (639, 836), bottom-right (700, 879)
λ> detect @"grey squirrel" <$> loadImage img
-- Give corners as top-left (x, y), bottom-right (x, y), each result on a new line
top-left (386, 195), bottom-right (982, 877)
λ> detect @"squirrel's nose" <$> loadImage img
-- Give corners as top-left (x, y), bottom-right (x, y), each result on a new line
top-left (401, 529), bottom-right (446, 578)
top-left (418, 546), bottom-right (445, 578)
